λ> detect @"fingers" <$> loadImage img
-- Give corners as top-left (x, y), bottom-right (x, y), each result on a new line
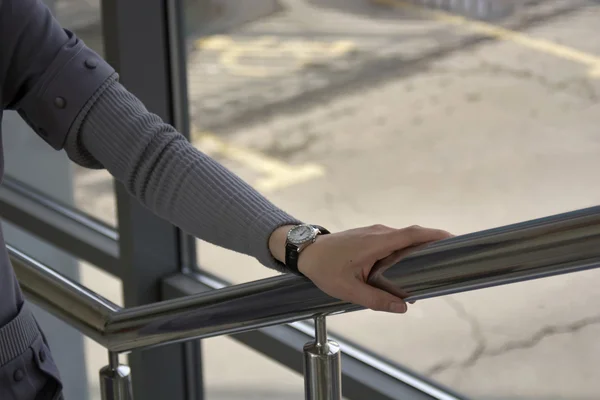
top-left (302, 223), bottom-right (452, 315)
top-left (341, 279), bottom-right (408, 313)
top-left (380, 225), bottom-right (452, 253)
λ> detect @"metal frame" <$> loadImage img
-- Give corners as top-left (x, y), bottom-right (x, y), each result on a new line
top-left (12, 205), bottom-right (600, 398)
top-left (9, 0), bottom-right (593, 399)
top-left (11, 243), bottom-right (469, 400)
top-left (163, 272), bottom-right (469, 400)
top-left (0, 149), bottom-right (472, 400)
top-left (0, 177), bottom-right (120, 275)
top-left (100, 0), bottom-right (202, 398)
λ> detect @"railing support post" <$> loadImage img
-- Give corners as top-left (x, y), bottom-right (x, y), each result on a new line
top-left (100, 352), bottom-right (134, 400)
top-left (303, 314), bottom-right (342, 400)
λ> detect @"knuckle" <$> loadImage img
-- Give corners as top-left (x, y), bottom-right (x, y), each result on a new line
top-left (370, 224), bottom-right (388, 231)
top-left (403, 225), bottom-right (423, 238)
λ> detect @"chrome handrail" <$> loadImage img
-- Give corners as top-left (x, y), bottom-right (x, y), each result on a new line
top-left (11, 206), bottom-right (600, 399)
top-left (11, 206), bottom-right (600, 354)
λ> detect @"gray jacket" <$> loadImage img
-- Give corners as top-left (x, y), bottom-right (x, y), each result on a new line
top-left (0, 0), bottom-right (300, 398)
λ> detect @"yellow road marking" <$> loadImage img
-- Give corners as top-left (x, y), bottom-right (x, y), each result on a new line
top-left (589, 65), bottom-right (600, 78)
top-left (192, 129), bottom-right (325, 192)
top-left (197, 35), bottom-right (236, 50)
top-left (196, 35), bottom-right (357, 78)
top-left (372, 0), bottom-right (600, 78)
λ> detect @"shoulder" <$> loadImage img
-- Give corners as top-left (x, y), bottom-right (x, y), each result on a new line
top-left (1, 0), bottom-right (114, 150)
top-left (0, 0), bottom-right (44, 24)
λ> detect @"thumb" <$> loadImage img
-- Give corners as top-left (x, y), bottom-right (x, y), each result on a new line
top-left (346, 280), bottom-right (408, 313)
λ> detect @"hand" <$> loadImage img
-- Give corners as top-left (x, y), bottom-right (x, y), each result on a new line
top-left (269, 224), bottom-right (452, 313)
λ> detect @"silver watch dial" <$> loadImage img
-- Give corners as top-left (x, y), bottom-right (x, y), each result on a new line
top-left (288, 224), bottom-right (316, 245)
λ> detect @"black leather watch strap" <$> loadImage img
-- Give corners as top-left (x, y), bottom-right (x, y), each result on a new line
top-left (285, 242), bottom-right (301, 274)
top-left (285, 225), bottom-right (330, 274)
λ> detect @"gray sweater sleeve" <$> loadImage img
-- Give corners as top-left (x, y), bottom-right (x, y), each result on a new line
top-left (65, 74), bottom-right (302, 271)
top-left (0, 0), bottom-right (299, 271)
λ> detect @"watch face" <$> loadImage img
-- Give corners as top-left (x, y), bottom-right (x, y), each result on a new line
top-left (288, 225), bottom-right (315, 245)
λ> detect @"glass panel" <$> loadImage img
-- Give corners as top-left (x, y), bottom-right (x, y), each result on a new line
top-left (185, 0), bottom-right (301, 282)
top-left (2, 0), bottom-right (117, 227)
top-left (1, 2), bottom-right (118, 399)
top-left (187, 0), bottom-right (600, 398)
top-left (204, 335), bottom-right (351, 400)
top-left (204, 336), bottom-right (304, 400)
top-left (55, 0), bottom-right (118, 227)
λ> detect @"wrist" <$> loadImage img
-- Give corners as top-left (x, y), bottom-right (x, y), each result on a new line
top-left (270, 224), bottom-right (331, 273)
top-left (268, 225), bottom-right (295, 264)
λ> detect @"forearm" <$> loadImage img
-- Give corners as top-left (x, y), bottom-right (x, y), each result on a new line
top-left (268, 224), bottom-right (296, 264)
top-left (65, 75), bottom-right (300, 270)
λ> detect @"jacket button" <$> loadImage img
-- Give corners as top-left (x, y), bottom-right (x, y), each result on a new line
top-left (84, 58), bottom-right (98, 69)
top-left (54, 97), bottom-right (66, 109)
top-left (39, 349), bottom-right (47, 363)
top-left (13, 369), bottom-right (24, 382)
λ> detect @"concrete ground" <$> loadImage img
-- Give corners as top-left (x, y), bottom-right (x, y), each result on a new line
top-left (68, 0), bottom-right (600, 399)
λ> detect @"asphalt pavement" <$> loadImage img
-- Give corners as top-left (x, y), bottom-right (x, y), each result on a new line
top-left (187, 0), bottom-right (592, 131)
top-left (70, 1), bottom-right (600, 399)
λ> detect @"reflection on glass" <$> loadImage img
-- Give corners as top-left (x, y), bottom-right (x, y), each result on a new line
top-left (56, 0), bottom-right (104, 55)
top-left (204, 336), bottom-right (304, 400)
top-left (204, 335), bottom-right (352, 400)
top-left (186, 1), bottom-right (600, 398)
top-left (56, 0), bottom-right (118, 227)
top-left (3, 0), bottom-right (116, 227)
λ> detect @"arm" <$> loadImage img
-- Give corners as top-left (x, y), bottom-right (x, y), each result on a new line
top-left (65, 79), bottom-right (453, 315)
top-left (3, 0), bottom-right (452, 314)
top-left (64, 75), bottom-right (302, 270)
top-left (0, 0), bottom-right (299, 271)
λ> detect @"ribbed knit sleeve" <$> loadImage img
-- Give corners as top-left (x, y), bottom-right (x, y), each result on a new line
top-left (65, 75), bottom-right (302, 271)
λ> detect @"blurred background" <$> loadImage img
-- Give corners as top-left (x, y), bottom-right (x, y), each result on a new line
top-left (38, 0), bottom-right (600, 398)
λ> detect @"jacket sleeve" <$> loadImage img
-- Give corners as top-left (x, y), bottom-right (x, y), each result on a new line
top-left (0, 0), bottom-right (114, 149)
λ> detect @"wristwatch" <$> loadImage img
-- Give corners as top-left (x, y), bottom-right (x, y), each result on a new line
top-left (285, 224), bottom-right (330, 274)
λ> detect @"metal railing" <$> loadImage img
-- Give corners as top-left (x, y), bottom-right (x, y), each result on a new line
top-left (11, 205), bottom-right (600, 400)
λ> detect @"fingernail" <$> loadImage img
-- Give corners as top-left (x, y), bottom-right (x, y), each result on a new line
top-left (391, 302), bottom-right (407, 313)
